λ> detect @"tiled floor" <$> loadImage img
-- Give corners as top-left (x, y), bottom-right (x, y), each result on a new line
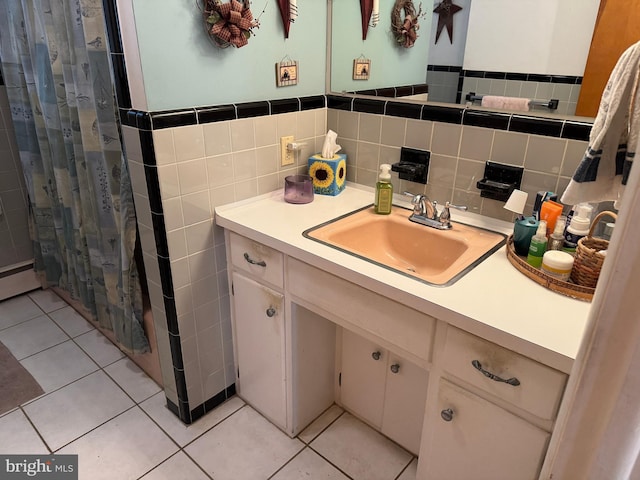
top-left (0, 290), bottom-right (418, 479)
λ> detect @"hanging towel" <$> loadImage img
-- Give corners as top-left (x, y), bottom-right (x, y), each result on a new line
top-left (481, 95), bottom-right (530, 112)
top-left (561, 40), bottom-right (640, 209)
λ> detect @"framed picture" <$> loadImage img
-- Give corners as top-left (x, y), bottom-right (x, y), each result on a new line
top-left (276, 60), bottom-right (298, 87)
top-left (353, 58), bottom-right (371, 80)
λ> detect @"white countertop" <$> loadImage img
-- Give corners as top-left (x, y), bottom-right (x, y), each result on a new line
top-left (215, 183), bottom-right (591, 373)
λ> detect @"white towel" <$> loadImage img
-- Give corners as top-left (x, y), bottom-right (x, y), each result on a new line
top-left (481, 95), bottom-right (530, 112)
top-left (561, 40), bottom-right (640, 209)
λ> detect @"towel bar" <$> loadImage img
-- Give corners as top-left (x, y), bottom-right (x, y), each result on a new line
top-left (465, 92), bottom-right (559, 110)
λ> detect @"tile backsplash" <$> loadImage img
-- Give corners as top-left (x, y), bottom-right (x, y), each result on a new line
top-left (328, 108), bottom-right (587, 222)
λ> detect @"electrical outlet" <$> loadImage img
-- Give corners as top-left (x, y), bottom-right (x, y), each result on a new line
top-left (280, 135), bottom-right (295, 166)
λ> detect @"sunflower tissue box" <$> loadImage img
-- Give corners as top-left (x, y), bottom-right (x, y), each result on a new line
top-left (308, 154), bottom-right (346, 196)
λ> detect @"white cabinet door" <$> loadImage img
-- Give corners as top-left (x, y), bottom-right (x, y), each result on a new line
top-left (341, 329), bottom-right (429, 455)
top-left (382, 354), bottom-right (429, 455)
top-left (232, 272), bottom-right (286, 429)
top-left (340, 329), bottom-right (387, 428)
top-left (424, 379), bottom-right (550, 480)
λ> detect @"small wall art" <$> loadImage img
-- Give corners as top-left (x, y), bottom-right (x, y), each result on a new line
top-left (276, 59), bottom-right (298, 87)
top-left (353, 57), bottom-right (371, 80)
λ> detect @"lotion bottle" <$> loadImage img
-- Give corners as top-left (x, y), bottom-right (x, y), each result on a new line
top-left (375, 164), bottom-right (393, 215)
top-left (526, 220), bottom-right (548, 268)
top-left (563, 204), bottom-right (593, 253)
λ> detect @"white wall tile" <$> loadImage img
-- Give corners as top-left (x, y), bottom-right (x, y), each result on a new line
top-left (230, 118), bottom-right (256, 151)
top-left (206, 153), bottom-right (234, 187)
top-left (181, 191), bottom-right (211, 226)
top-left (188, 250), bottom-right (216, 284)
top-left (185, 221), bottom-right (214, 255)
top-left (203, 122), bottom-right (232, 156)
top-left (173, 125), bottom-right (205, 162)
top-left (161, 197), bottom-right (184, 231)
top-left (153, 130), bottom-right (176, 165)
top-left (254, 115), bottom-right (277, 147)
top-left (178, 159), bottom-right (208, 195)
top-left (166, 228), bottom-right (188, 260)
top-left (158, 164), bottom-right (180, 198)
top-left (170, 257), bottom-right (191, 290)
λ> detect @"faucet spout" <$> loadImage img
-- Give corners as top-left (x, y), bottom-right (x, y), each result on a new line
top-left (402, 192), bottom-right (467, 230)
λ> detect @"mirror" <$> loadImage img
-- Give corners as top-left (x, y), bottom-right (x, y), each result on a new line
top-left (329, 0), bottom-right (601, 119)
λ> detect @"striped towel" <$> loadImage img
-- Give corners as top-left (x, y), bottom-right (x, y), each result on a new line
top-left (561, 40), bottom-right (640, 209)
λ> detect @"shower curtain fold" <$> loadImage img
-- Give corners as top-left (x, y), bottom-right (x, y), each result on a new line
top-left (0, 0), bottom-right (149, 354)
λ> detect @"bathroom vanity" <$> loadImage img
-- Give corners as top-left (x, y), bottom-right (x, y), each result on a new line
top-left (216, 184), bottom-right (590, 480)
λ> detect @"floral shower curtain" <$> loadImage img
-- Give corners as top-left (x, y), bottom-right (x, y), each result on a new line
top-left (0, 0), bottom-right (149, 354)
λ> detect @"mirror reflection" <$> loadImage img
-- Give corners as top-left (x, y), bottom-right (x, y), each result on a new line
top-left (330, 0), bottom-right (601, 118)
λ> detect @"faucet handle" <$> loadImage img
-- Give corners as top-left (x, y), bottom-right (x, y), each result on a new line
top-left (439, 201), bottom-right (468, 227)
top-left (403, 191), bottom-right (426, 216)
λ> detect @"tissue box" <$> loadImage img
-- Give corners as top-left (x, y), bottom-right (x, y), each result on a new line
top-left (307, 154), bottom-right (347, 196)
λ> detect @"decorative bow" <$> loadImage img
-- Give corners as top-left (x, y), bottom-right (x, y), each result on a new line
top-left (399, 15), bottom-right (419, 48)
top-left (210, 0), bottom-right (256, 48)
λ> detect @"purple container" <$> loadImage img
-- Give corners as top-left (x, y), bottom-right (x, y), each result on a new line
top-left (284, 175), bottom-right (314, 204)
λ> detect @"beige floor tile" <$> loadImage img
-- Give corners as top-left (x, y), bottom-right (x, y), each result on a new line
top-left (186, 406), bottom-right (303, 480)
top-left (311, 413), bottom-right (413, 480)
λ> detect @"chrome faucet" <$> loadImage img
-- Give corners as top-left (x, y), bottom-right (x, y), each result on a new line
top-left (403, 192), bottom-right (468, 230)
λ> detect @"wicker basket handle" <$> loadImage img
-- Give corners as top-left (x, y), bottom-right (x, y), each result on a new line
top-left (587, 211), bottom-right (618, 237)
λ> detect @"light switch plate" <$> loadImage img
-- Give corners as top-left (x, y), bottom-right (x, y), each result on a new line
top-left (280, 135), bottom-right (295, 166)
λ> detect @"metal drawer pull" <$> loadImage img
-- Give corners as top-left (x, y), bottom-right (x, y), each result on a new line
top-left (266, 307), bottom-right (276, 317)
top-left (390, 364), bottom-right (400, 374)
top-left (371, 351), bottom-right (381, 361)
top-left (244, 252), bottom-right (266, 267)
top-left (471, 360), bottom-right (520, 386)
top-left (441, 408), bottom-right (454, 422)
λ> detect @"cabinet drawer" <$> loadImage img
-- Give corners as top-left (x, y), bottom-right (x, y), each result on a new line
top-left (229, 232), bottom-right (284, 288)
top-left (441, 327), bottom-right (567, 421)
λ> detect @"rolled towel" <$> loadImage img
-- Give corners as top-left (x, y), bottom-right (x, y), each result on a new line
top-left (481, 95), bottom-right (530, 112)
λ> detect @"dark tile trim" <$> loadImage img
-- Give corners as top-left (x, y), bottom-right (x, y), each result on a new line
top-left (463, 110), bottom-right (510, 130)
top-left (0, 68), bottom-right (4, 86)
top-left (197, 104), bottom-right (236, 124)
top-left (101, 0), bottom-right (123, 54)
top-left (461, 70), bottom-right (581, 85)
top-left (510, 115), bottom-right (564, 137)
top-left (386, 101), bottom-right (422, 119)
top-left (561, 121), bottom-right (591, 141)
top-left (353, 98), bottom-right (386, 115)
top-left (110, 54), bottom-right (131, 109)
top-left (237, 101), bottom-right (270, 118)
top-left (166, 397), bottom-right (179, 417)
top-left (270, 98), bottom-right (299, 114)
top-left (327, 95), bottom-right (353, 111)
top-left (422, 104), bottom-right (464, 124)
top-left (428, 65), bottom-right (462, 73)
top-left (326, 94), bottom-right (593, 140)
top-left (413, 84), bottom-right (430, 94)
top-left (150, 109), bottom-right (198, 130)
top-left (395, 86), bottom-right (413, 98)
top-left (301, 95), bottom-right (326, 110)
top-left (157, 256), bottom-right (174, 294)
top-left (188, 384), bottom-right (238, 424)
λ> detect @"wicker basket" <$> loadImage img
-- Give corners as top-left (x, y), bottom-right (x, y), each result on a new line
top-left (505, 236), bottom-right (595, 302)
top-left (570, 211), bottom-right (617, 288)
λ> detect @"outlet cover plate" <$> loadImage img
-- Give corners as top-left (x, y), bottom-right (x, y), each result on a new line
top-left (280, 136), bottom-right (295, 166)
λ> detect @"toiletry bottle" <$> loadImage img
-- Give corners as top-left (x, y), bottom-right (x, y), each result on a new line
top-left (540, 200), bottom-right (563, 236)
top-left (375, 164), bottom-right (393, 215)
top-left (547, 215), bottom-right (566, 251)
top-left (526, 220), bottom-right (548, 268)
top-left (563, 204), bottom-right (593, 254)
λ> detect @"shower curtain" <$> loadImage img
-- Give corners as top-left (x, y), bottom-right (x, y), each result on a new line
top-left (0, 0), bottom-right (149, 354)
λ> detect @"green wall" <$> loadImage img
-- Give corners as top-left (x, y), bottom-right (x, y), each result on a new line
top-left (132, 0), bottom-right (327, 111)
top-left (331, 0), bottom-right (432, 92)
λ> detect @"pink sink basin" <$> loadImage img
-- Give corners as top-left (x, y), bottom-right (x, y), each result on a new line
top-left (304, 205), bottom-right (506, 286)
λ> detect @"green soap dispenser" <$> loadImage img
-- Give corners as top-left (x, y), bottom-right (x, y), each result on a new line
top-left (375, 164), bottom-right (393, 214)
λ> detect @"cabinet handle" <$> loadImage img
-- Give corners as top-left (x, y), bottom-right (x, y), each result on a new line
top-left (441, 408), bottom-right (454, 422)
top-left (371, 351), bottom-right (381, 361)
top-left (390, 363), bottom-right (400, 374)
top-left (471, 360), bottom-right (521, 386)
top-left (266, 307), bottom-right (276, 317)
top-left (244, 252), bottom-right (266, 267)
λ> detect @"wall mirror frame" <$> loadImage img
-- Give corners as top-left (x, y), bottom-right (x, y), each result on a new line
top-left (325, 0), bottom-right (612, 124)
